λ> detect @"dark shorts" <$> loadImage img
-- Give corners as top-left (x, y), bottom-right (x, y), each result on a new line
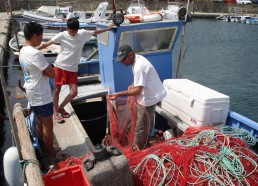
top-left (54, 66), bottom-right (77, 85)
top-left (31, 102), bottom-right (53, 117)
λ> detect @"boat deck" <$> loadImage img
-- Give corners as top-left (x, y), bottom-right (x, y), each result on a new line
top-left (54, 82), bottom-right (107, 157)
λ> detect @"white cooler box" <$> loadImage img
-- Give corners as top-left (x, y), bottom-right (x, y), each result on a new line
top-left (161, 79), bottom-right (230, 127)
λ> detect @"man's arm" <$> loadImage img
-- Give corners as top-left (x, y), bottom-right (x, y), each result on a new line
top-left (43, 64), bottom-right (55, 78)
top-left (37, 40), bottom-right (55, 50)
top-left (93, 24), bottom-right (113, 36)
top-left (108, 86), bottom-right (142, 100)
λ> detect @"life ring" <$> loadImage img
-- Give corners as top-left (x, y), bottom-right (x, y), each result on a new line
top-left (124, 13), bottom-right (162, 23)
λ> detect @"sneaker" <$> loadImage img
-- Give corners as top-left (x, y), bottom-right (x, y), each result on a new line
top-left (54, 114), bottom-right (65, 123)
top-left (59, 108), bottom-right (70, 118)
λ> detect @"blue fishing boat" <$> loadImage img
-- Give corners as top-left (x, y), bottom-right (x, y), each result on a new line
top-left (3, 2), bottom-right (258, 186)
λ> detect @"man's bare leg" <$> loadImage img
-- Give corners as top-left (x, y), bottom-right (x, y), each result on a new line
top-left (39, 115), bottom-right (54, 158)
top-left (53, 85), bottom-right (62, 117)
top-left (59, 84), bottom-right (78, 110)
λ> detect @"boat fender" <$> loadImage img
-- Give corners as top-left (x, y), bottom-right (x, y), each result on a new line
top-left (83, 159), bottom-right (95, 172)
top-left (92, 144), bottom-right (109, 160)
top-left (3, 147), bottom-right (23, 186)
top-left (110, 146), bottom-right (122, 156)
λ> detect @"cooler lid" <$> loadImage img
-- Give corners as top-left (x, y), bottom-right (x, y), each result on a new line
top-left (163, 79), bottom-right (230, 104)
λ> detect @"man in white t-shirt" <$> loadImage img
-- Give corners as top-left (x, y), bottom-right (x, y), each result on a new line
top-left (108, 45), bottom-right (167, 150)
top-left (19, 22), bottom-right (55, 159)
top-left (38, 18), bottom-right (113, 123)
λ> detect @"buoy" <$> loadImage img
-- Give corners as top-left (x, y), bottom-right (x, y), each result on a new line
top-left (3, 147), bottom-right (23, 186)
top-left (124, 13), bottom-right (162, 23)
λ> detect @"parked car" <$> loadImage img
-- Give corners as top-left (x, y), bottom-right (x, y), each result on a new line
top-left (236, 0), bottom-right (252, 4)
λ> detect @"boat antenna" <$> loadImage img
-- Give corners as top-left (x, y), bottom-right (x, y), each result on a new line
top-left (175, 0), bottom-right (190, 79)
top-left (113, 0), bottom-right (116, 11)
top-left (138, 0), bottom-right (142, 15)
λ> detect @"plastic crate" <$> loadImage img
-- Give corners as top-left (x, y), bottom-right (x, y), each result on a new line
top-left (43, 165), bottom-right (90, 186)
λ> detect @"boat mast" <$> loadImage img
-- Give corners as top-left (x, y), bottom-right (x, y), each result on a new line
top-left (176, 0), bottom-right (190, 78)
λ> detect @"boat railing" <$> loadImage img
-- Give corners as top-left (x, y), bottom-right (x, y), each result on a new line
top-left (226, 110), bottom-right (258, 138)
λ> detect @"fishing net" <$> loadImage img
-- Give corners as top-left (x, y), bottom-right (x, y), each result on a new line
top-left (105, 96), bottom-right (258, 185)
top-left (126, 126), bottom-right (258, 186)
top-left (106, 96), bottom-right (150, 155)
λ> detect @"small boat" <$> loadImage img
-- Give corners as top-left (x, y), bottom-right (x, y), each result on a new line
top-left (79, 2), bottom-right (109, 23)
top-left (240, 16), bottom-right (253, 23)
top-left (22, 5), bottom-right (79, 22)
top-left (124, 0), bottom-right (162, 23)
top-left (245, 16), bottom-right (258, 24)
top-left (160, 2), bottom-right (187, 20)
top-left (215, 14), bottom-right (228, 21)
top-left (9, 37), bottom-right (60, 62)
top-left (41, 21), bottom-right (96, 31)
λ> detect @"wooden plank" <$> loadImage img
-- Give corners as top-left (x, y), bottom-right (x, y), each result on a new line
top-left (53, 102), bottom-right (91, 157)
top-left (13, 103), bottom-right (43, 186)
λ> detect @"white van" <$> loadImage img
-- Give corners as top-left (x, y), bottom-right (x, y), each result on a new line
top-left (236, 0), bottom-right (252, 4)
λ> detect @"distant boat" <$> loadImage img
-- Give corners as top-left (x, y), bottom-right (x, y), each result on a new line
top-left (160, 2), bottom-right (187, 21)
top-left (16, 30), bottom-right (97, 44)
top-left (9, 37), bottom-right (60, 62)
top-left (245, 16), bottom-right (258, 24)
top-left (124, 0), bottom-right (163, 23)
top-left (22, 5), bottom-right (81, 22)
top-left (41, 21), bottom-right (96, 31)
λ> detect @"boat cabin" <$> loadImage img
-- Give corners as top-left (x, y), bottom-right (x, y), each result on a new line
top-left (96, 20), bottom-right (184, 94)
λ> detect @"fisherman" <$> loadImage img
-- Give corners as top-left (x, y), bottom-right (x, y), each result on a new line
top-left (38, 18), bottom-right (113, 123)
top-left (108, 44), bottom-right (167, 150)
top-left (19, 22), bottom-right (56, 160)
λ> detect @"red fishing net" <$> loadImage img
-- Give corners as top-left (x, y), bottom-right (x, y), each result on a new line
top-left (106, 96), bottom-right (150, 155)
top-left (106, 97), bottom-right (258, 185)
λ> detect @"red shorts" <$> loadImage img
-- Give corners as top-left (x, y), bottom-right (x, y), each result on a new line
top-left (54, 67), bottom-right (77, 85)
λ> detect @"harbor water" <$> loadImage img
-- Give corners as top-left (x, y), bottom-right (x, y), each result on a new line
top-left (1, 18), bottom-right (258, 185)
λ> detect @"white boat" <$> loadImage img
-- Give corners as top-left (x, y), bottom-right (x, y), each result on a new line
top-left (160, 2), bottom-right (187, 20)
top-left (126, 0), bottom-right (150, 14)
top-left (245, 16), bottom-right (258, 24)
top-left (124, 0), bottom-right (163, 23)
top-left (16, 31), bottom-right (97, 44)
top-left (78, 2), bottom-right (109, 23)
top-left (22, 5), bottom-right (79, 22)
top-left (9, 37), bottom-right (60, 62)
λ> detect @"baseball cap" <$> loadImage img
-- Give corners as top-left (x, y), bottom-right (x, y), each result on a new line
top-left (115, 45), bottom-right (133, 62)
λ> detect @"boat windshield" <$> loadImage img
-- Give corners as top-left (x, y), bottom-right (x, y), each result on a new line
top-left (118, 27), bottom-right (177, 54)
top-left (126, 0), bottom-right (149, 14)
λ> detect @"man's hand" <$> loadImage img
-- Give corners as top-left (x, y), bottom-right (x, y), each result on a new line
top-left (128, 84), bottom-right (134, 90)
top-left (107, 93), bottom-right (118, 100)
top-left (107, 23), bottom-right (114, 31)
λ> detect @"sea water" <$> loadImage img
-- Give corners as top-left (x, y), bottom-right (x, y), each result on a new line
top-left (1, 18), bottom-right (258, 185)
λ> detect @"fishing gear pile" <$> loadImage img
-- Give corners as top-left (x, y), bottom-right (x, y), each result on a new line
top-left (106, 97), bottom-right (258, 186)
